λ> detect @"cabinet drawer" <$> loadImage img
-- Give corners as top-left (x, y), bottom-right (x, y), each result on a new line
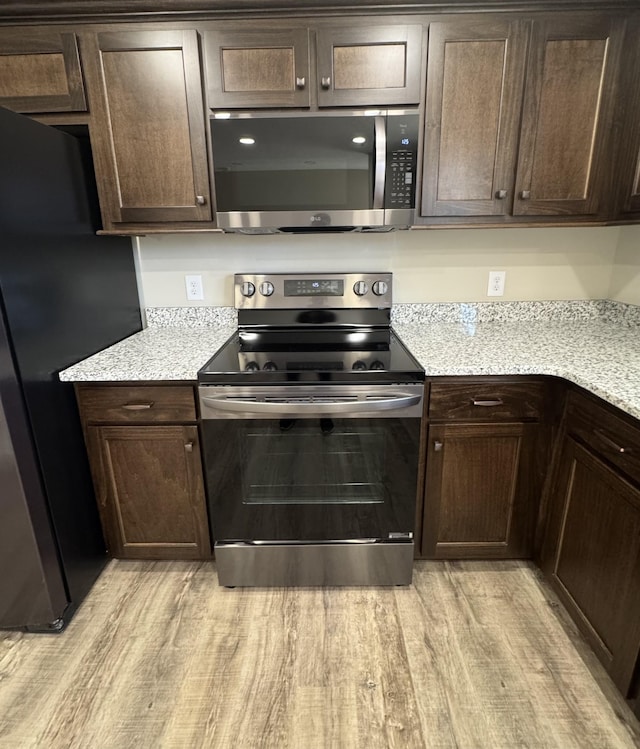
top-left (428, 381), bottom-right (545, 421)
top-left (566, 391), bottom-right (640, 486)
top-left (77, 385), bottom-right (197, 423)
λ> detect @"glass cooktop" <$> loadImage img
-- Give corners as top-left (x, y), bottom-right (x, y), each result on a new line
top-left (197, 327), bottom-right (425, 385)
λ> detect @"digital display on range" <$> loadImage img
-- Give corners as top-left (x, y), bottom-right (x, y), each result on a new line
top-left (284, 279), bottom-right (344, 297)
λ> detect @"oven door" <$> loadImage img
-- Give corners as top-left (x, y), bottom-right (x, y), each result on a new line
top-left (199, 384), bottom-right (423, 585)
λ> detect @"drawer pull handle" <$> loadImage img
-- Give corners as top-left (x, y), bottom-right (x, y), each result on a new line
top-left (296, 76), bottom-right (306, 89)
top-left (472, 399), bottom-right (504, 407)
top-left (594, 429), bottom-right (629, 454)
top-left (434, 440), bottom-right (443, 451)
top-left (122, 402), bottom-right (154, 410)
top-left (321, 76), bottom-right (331, 89)
top-left (184, 442), bottom-right (194, 453)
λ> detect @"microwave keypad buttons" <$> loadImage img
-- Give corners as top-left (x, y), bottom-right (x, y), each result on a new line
top-left (388, 149), bottom-right (416, 207)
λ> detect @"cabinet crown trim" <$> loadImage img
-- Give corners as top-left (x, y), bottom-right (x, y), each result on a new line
top-left (1, 0), bottom-right (638, 23)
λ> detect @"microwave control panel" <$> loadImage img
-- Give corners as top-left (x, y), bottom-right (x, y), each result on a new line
top-left (385, 114), bottom-right (419, 210)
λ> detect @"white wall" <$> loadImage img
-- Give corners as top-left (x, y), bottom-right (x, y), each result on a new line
top-left (137, 226), bottom-right (621, 307)
top-left (609, 225), bottom-right (640, 305)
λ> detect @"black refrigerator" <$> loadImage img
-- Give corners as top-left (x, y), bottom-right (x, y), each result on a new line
top-left (0, 106), bottom-right (142, 631)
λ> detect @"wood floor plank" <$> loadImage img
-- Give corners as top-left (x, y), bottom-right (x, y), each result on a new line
top-left (0, 560), bottom-right (638, 748)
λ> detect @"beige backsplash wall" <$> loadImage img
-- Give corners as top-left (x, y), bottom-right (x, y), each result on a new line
top-left (609, 225), bottom-right (640, 305)
top-left (136, 226), bottom-right (625, 307)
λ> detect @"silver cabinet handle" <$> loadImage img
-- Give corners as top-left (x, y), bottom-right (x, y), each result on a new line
top-left (520, 190), bottom-right (531, 200)
top-left (201, 393), bottom-right (421, 416)
top-left (594, 429), bottom-right (629, 454)
top-left (321, 76), bottom-right (331, 89)
top-left (295, 76), bottom-right (306, 89)
top-left (434, 440), bottom-right (443, 452)
top-left (472, 399), bottom-right (504, 407)
top-left (122, 402), bottom-right (154, 410)
top-left (196, 195), bottom-right (207, 206)
top-left (184, 441), bottom-right (194, 453)
top-left (496, 189), bottom-right (507, 199)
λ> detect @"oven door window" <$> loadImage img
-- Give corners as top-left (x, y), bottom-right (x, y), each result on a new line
top-left (243, 419), bottom-right (385, 505)
top-left (202, 416), bottom-right (420, 542)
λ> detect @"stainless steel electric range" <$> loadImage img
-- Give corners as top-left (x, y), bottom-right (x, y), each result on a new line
top-left (198, 273), bottom-right (425, 587)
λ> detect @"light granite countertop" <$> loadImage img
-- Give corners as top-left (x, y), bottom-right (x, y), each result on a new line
top-left (59, 302), bottom-right (640, 421)
top-left (59, 324), bottom-right (238, 383)
top-left (393, 319), bottom-right (640, 420)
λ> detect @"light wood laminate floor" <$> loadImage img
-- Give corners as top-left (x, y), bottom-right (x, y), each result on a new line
top-left (0, 560), bottom-right (639, 748)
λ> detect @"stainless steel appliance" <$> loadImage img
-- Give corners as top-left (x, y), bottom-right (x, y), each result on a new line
top-left (0, 107), bottom-right (142, 630)
top-left (198, 273), bottom-right (424, 587)
top-left (209, 111), bottom-right (419, 233)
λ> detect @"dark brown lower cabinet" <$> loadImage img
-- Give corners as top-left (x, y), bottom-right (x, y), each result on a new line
top-left (420, 379), bottom-right (548, 560)
top-left (422, 421), bottom-right (541, 558)
top-left (87, 424), bottom-right (211, 560)
top-left (542, 436), bottom-right (640, 697)
top-left (76, 384), bottom-right (211, 560)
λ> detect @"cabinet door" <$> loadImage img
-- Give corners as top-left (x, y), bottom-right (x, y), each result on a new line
top-left (620, 18), bottom-right (640, 215)
top-left (88, 424), bottom-right (211, 560)
top-left (204, 28), bottom-right (310, 109)
top-left (514, 15), bottom-right (625, 217)
top-left (545, 438), bottom-right (640, 696)
top-left (422, 422), bottom-right (538, 559)
top-left (0, 29), bottom-right (86, 113)
top-left (421, 19), bottom-right (527, 217)
top-left (627, 148), bottom-right (640, 213)
top-left (316, 25), bottom-right (423, 107)
top-left (86, 30), bottom-right (211, 224)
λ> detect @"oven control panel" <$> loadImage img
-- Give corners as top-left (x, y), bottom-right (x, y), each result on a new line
top-left (235, 273), bottom-right (392, 310)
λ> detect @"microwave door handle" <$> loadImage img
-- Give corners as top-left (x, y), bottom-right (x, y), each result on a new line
top-left (373, 116), bottom-right (386, 210)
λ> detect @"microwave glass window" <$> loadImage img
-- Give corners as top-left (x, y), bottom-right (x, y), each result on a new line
top-left (211, 117), bottom-right (376, 212)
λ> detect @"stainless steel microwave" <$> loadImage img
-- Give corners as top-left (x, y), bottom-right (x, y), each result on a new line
top-left (209, 110), bottom-right (419, 233)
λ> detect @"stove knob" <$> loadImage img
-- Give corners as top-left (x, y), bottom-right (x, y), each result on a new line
top-left (372, 280), bottom-right (388, 296)
top-left (244, 361), bottom-right (259, 372)
top-left (370, 360), bottom-right (385, 370)
top-left (262, 361), bottom-right (278, 371)
top-left (259, 281), bottom-right (274, 297)
top-left (240, 281), bottom-right (256, 297)
top-left (352, 360), bottom-right (367, 370)
top-left (353, 281), bottom-right (368, 296)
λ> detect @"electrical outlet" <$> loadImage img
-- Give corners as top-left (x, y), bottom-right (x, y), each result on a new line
top-left (487, 271), bottom-right (506, 297)
top-left (185, 274), bottom-right (204, 301)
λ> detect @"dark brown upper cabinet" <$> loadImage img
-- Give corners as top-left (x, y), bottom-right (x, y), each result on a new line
top-left (513, 15), bottom-right (626, 217)
top-left (420, 13), bottom-right (626, 222)
top-left (421, 19), bottom-right (528, 217)
top-left (626, 147), bottom-right (640, 214)
top-left (315, 25), bottom-right (423, 107)
top-left (204, 28), bottom-right (311, 109)
top-left (84, 29), bottom-right (212, 226)
top-left (204, 23), bottom-right (423, 110)
top-left (617, 18), bottom-right (640, 216)
top-left (0, 29), bottom-right (86, 114)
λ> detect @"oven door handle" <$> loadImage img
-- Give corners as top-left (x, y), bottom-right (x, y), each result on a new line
top-left (200, 392), bottom-right (421, 416)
